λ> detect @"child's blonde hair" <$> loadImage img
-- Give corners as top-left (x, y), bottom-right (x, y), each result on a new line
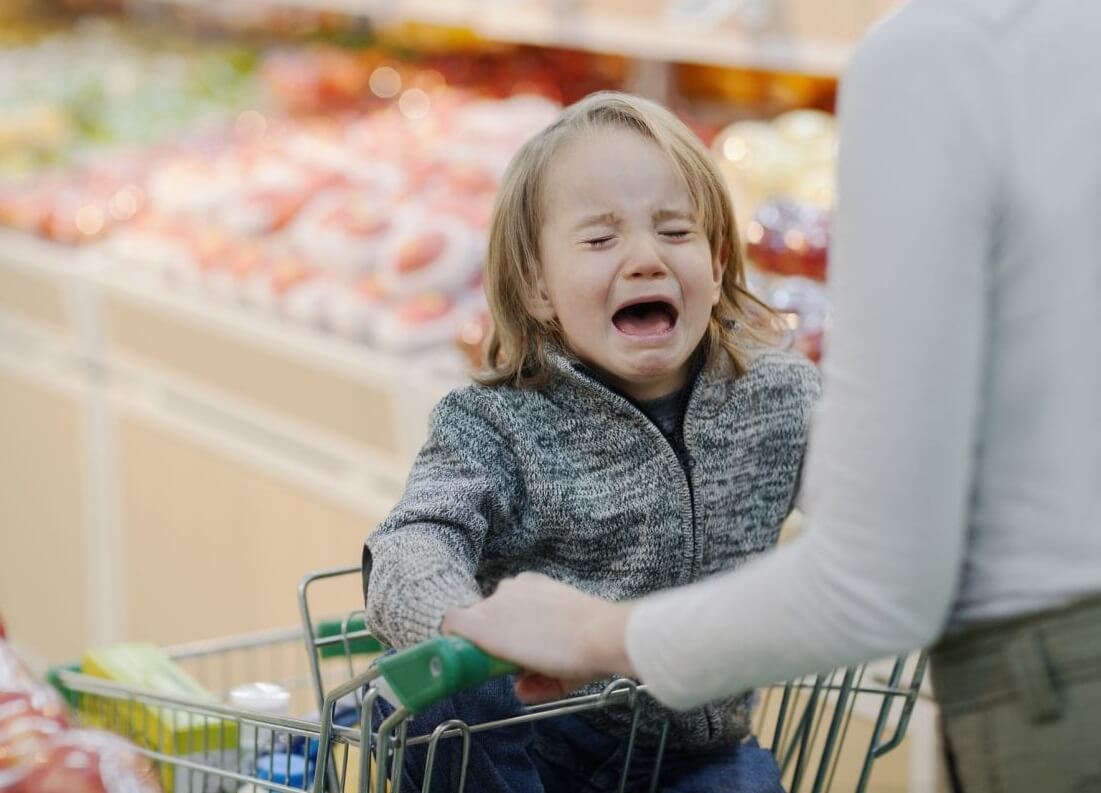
top-left (479, 91), bottom-right (775, 388)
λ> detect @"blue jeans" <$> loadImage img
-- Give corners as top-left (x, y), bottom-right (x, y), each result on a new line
top-left (371, 677), bottom-right (784, 793)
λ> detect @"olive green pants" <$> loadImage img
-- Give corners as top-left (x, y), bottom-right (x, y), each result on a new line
top-left (930, 593), bottom-right (1101, 793)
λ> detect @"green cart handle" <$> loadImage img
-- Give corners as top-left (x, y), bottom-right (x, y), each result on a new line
top-left (375, 636), bottom-right (519, 714)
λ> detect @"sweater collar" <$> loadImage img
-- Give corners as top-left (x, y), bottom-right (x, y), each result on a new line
top-left (544, 342), bottom-right (733, 422)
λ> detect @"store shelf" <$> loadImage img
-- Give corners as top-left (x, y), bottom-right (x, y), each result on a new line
top-left (81, 249), bottom-right (466, 391)
top-left (0, 230), bottom-right (80, 335)
top-left (0, 307), bottom-right (398, 655)
top-left (125, 0), bottom-right (890, 76)
top-left (0, 230), bottom-right (464, 386)
top-left (371, 0), bottom-right (854, 75)
top-left (0, 229), bottom-right (465, 461)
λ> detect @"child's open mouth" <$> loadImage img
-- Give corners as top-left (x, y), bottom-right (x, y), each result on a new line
top-left (612, 299), bottom-right (679, 337)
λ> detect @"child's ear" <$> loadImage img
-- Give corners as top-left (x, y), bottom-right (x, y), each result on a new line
top-left (711, 252), bottom-right (726, 306)
top-left (530, 271), bottom-right (556, 321)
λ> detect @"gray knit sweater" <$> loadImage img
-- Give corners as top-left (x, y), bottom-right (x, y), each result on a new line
top-left (363, 343), bottom-right (820, 752)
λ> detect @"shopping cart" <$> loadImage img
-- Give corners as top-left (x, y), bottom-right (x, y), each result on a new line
top-left (50, 564), bottom-right (927, 793)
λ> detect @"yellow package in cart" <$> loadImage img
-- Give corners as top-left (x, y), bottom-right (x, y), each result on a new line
top-left (81, 643), bottom-right (238, 793)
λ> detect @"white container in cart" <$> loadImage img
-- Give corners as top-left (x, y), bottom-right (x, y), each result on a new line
top-left (228, 681), bottom-right (291, 781)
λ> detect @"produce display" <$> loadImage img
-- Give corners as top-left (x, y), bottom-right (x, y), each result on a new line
top-left (712, 108), bottom-right (836, 360)
top-left (86, 92), bottom-right (558, 352)
top-left (0, 19), bottom-right (259, 181)
top-left (0, 618), bottom-right (162, 793)
top-left (745, 197), bottom-right (829, 281)
top-left (1, 14), bottom-right (834, 364)
top-left (759, 275), bottom-right (829, 363)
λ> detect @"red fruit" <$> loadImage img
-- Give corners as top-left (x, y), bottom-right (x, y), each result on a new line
top-left (397, 292), bottom-right (452, 324)
top-left (11, 730), bottom-right (161, 793)
top-left (446, 165), bottom-right (497, 196)
top-left (326, 204), bottom-right (390, 237)
top-left (246, 188), bottom-right (312, 232)
top-left (356, 275), bottom-right (384, 300)
top-left (228, 241), bottom-right (266, 280)
top-left (395, 232), bottom-right (447, 273)
top-left (270, 257), bottom-right (312, 295)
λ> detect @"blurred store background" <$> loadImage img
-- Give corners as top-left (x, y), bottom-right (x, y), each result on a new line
top-left (0, 2), bottom-right (941, 789)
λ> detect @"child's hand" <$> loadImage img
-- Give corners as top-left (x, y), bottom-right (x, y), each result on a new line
top-left (513, 672), bottom-right (590, 703)
top-left (442, 573), bottom-right (637, 704)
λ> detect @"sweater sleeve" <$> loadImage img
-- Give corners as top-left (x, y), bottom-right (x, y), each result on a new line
top-left (364, 389), bottom-right (521, 649)
top-left (625, 7), bottom-right (1005, 709)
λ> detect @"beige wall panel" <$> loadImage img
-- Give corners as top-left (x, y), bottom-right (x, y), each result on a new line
top-left (0, 371), bottom-right (87, 664)
top-left (117, 414), bottom-right (386, 648)
top-left (0, 265), bottom-right (69, 333)
top-left (105, 296), bottom-right (398, 456)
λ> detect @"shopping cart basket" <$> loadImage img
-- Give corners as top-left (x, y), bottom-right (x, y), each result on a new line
top-left (49, 564), bottom-right (926, 793)
top-left (302, 565), bottom-right (928, 793)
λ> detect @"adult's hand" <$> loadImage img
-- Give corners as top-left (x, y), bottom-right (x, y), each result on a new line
top-left (442, 572), bottom-right (637, 703)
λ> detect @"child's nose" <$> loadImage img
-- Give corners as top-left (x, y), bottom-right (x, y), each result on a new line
top-left (622, 240), bottom-right (668, 279)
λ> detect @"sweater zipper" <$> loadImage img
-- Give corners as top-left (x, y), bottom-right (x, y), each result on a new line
top-left (633, 407), bottom-right (698, 583)
top-left (579, 379), bottom-right (699, 583)
top-left (575, 374), bottom-right (714, 743)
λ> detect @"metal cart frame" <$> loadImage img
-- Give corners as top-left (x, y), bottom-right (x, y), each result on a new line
top-left (49, 564), bottom-right (926, 793)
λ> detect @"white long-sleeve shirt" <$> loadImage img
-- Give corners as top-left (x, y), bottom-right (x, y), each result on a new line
top-left (627, 0), bottom-right (1101, 710)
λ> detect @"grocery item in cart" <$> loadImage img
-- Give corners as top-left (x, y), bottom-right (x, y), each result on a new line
top-left (81, 644), bottom-right (237, 792)
top-left (228, 682), bottom-right (291, 781)
top-left (0, 688), bottom-right (71, 787)
top-left (0, 621), bottom-right (161, 793)
top-left (6, 729), bottom-right (161, 793)
top-left (0, 710), bottom-right (69, 788)
top-left (253, 750), bottom-right (314, 792)
top-left (0, 641), bottom-right (67, 733)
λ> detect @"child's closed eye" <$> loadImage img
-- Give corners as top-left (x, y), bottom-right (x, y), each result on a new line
top-left (582, 235), bottom-right (616, 249)
top-left (660, 229), bottom-right (694, 240)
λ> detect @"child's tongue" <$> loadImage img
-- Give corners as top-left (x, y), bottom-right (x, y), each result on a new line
top-left (614, 304), bottom-right (674, 336)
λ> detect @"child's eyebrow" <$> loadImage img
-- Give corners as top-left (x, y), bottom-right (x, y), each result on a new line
top-left (573, 212), bottom-right (620, 231)
top-left (652, 208), bottom-right (694, 223)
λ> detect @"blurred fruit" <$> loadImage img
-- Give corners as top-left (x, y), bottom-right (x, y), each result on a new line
top-left (745, 198), bottom-right (830, 281)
